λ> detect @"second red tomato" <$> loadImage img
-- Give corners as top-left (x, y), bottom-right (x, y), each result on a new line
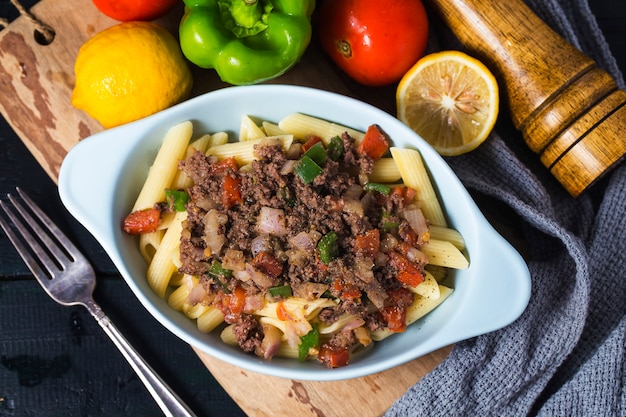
top-left (92, 0), bottom-right (179, 22)
top-left (318, 0), bottom-right (429, 86)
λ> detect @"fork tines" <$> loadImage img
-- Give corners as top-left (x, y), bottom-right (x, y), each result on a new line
top-left (0, 188), bottom-right (77, 281)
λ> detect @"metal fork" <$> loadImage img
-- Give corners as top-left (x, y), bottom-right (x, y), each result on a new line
top-left (0, 188), bottom-right (197, 417)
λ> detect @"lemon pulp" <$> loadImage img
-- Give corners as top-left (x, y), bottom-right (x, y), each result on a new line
top-left (396, 50), bottom-right (499, 156)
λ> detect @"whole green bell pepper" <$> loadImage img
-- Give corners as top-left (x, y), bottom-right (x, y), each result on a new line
top-left (180, 0), bottom-right (315, 85)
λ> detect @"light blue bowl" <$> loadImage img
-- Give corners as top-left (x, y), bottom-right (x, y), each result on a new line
top-left (58, 85), bottom-right (531, 381)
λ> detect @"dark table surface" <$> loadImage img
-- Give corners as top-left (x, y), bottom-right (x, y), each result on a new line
top-left (1, 1), bottom-right (625, 416)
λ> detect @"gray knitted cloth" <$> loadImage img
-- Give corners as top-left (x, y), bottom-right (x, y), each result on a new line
top-left (385, 0), bottom-right (626, 416)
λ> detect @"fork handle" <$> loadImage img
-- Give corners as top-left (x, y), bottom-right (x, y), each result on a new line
top-left (85, 300), bottom-right (197, 417)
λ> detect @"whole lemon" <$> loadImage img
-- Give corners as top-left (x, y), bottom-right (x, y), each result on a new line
top-left (72, 21), bottom-right (193, 129)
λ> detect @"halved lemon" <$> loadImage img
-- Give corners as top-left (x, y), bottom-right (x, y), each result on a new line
top-left (396, 50), bottom-right (499, 156)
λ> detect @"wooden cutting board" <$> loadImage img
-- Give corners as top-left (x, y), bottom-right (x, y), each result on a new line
top-left (0, 1), bottom-right (452, 415)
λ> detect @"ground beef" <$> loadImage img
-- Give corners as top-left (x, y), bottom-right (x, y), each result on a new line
top-left (177, 130), bottom-right (428, 363)
top-left (232, 314), bottom-right (263, 353)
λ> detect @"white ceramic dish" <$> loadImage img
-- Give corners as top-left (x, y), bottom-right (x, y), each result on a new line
top-left (58, 85), bottom-right (531, 381)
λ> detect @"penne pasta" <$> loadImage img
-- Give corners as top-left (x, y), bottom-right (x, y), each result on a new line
top-left (147, 210), bottom-right (187, 297)
top-left (407, 270), bottom-right (440, 299)
top-left (132, 121), bottom-right (193, 212)
top-left (220, 324), bottom-right (237, 345)
top-left (318, 314), bottom-right (360, 335)
top-left (239, 115), bottom-right (266, 141)
top-left (278, 113), bottom-right (365, 144)
top-left (139, 229), bottom-right (163, 264)
top-left (182, 303), bottom-right (213, 320)
top-left (406, 285), bottom-right (453, 325)
top-left (422, 239), bottom-right (469, 269)
top-left (274, 342), bottom-right (301, 359)
top-left (257, 316), bottom-right (285, 332)
top-left (196, 308), bottom-right (225, 333)
top-left (168, 272), bottom-right (186, 287)
top-left (209, 131), bottom-right (229, 147)
top-left (254, 297), bottom-right (337, 321)
top-left (262, 121), bottom-right (287, 137)
top-left (424, 264), bottom-right (449, 283)
top-left (429, 225), bottom-right (465, 250)
top-left (390, 147), bottom-right (447, 227)
top-left (157, 212), bottom-right (176, 231)
top-left (205, 135), bottom-right (293, 165)
top-left (167, 281), bottom-right (190, 311)
top-left (369, 158), bottom-right (402, 183)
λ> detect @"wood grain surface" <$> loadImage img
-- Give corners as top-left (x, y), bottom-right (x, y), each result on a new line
top-left (0, 1), bottom-right (451, 416)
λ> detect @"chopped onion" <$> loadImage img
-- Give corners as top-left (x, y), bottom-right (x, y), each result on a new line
top-left (355, 258), bottom-right (374, 283)
top-left (289, 231), bottom-right (316, 251)
top-left (285, 249), bottom-right (308, 267)
top-left (406, 246), bottom-right (429, 265)
top-left (195, 197), bottom-right (217, 211)
top-left (244, 293), bottom-right (265, 312)
top-left (222, 249), bottom-right (245, 271)
top-left (247, 265), bottom-right (276, 289)
top-left (353, 327), bottom-right (372, 347)
top-left (285, 142), bottom-right (302, 160)
top-left (257, 323), bottom-right (283, 359)
top-left (280, 159), bottom-right (297, 175)
top-left (232, 269), bottom-right (251, 282)
top-left (365, 280), bottom-right (387, 310)
top-left (282, 308), bottom-right (313, 349)
top-left (204, 209), bottom-right (228, 256)
top-left (292, 282), bottom-right (330, 299)
top-left (375, 252), bottom-right (389, 267)
top-left (360, 191), bottom-right (375, 211)
top-left (379, 233), bottom-right (398, 253)
top-left (255, 206), bottom-right (287, 236)
top-left (251, 235), bottom-right (271, 257)
top-left (342, 198), bottom-right (364, 217)
top-left (187, 282), bottom-right (210, 306)
top-left (342, 318), bottom-right (366, 332)
top-left (343, 184), bottom-right (363, 201)
top-left (402, 207), bottom-right (429, 243)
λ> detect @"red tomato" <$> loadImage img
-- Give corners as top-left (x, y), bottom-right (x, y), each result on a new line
top-left (92, 0), bottom-right (179, 22)
top-left (318, 344), bottom-right (350, 368)
top-left (122, 208), bottom-right (161, 235)
top-left (318, 0), bottom-right (429, 86)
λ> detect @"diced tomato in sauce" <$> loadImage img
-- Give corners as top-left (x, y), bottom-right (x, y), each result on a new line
top-left (253, 251), bottom-right (283, 278)
top-left (388, 250), bottom-right (425, 287)
top-left (357, 124), bottom-right (389, 160)
top-left (122, 207), bottom-right (161, 234)
top-left (222, 175), bottom-right (242, 209)
top-left (318, 344), bottom-right (350, 368)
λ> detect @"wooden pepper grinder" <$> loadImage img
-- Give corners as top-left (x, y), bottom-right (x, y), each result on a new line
top-left (425, 0), bottom-right (626, 196)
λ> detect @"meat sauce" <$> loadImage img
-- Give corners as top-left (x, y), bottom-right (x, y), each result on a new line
top-left (178, 129), bottom-right (428, 367)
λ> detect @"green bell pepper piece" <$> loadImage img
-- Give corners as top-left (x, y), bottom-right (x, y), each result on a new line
top-left (317, 231), bottom-right (338, 265)
top-left (165, 189), bottom-right (190, 212)
top-left (303, 141), bottom-right (327, 165)
top-left (294, 155), bottom-right (323, 184)
top-left (298, 323), bottom-right (319, 361)
top-left (363, 182), bottom-right (391, 195)
top-left (268, 284), bottom-right (293, 298)
top-left (180, 0), bottom-right (315, 85)
top-left (208, 260), bottom-right (233, 292)
top-left (326, 136), bottom-right (344, 161)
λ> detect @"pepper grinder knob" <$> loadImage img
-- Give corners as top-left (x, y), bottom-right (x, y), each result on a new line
top-left (426, 0), bottom-right (626, 196)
